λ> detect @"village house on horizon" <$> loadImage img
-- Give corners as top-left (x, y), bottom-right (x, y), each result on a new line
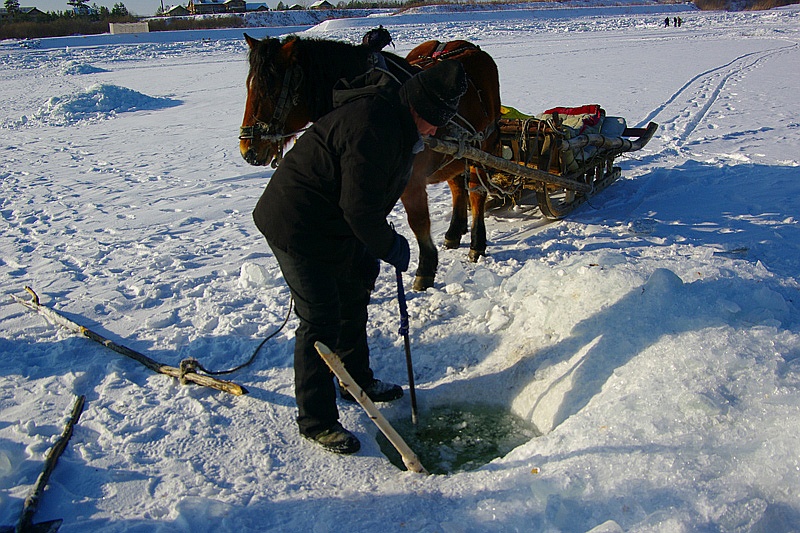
top-left (186, 0), bottom-right (245, 15)
top-left (0, 5), bottom-right (47, 19)
top-left (183, 0), bottom-right (334, 14)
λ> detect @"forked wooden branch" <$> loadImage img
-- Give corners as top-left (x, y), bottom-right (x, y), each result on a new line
top-left (12, 287), bottom-right (247, 396)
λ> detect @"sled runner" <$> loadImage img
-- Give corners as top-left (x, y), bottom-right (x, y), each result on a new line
top-left (425, 104), bottom-right (658, 219)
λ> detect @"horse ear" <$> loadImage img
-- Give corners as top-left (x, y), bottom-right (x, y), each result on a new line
top-left (244, 33), bottom-right (259, 50)
top-left (279, 37), bottom-right (299, 64)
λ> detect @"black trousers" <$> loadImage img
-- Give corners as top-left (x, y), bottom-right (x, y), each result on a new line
top-left (269, 240), bottom-right (379, 437)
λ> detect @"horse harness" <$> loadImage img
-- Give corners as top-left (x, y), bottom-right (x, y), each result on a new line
top-left (407, 41), bottom-right (480, 68)
top-left (409, 42), bottom-right (499, 191)
top-left (409, 41), bottom-right (496, 143)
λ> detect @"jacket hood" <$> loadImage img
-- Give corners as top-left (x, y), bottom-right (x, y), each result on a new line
top-left (332, 69), bottom-right (402, 110)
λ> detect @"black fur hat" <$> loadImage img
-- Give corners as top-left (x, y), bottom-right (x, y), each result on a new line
top-left (401, 60), bottom-right (467, 127)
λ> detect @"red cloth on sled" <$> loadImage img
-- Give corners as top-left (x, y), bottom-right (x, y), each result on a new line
top-left (542, 104), bottom-right (603, 133)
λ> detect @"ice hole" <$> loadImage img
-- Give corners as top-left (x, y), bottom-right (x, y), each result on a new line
top-left (377, 403), bottom-right (540, 475)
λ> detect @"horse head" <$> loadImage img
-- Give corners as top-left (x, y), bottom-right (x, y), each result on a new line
top-left (240, 34), bottom-right (310, 167)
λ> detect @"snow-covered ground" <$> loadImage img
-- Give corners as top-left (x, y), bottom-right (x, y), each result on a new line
top-left (2, 3), bottom-right (799, 532)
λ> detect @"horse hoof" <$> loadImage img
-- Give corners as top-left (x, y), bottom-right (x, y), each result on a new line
top-left (468, 249), bottom-right (485, 263)
top-left (444, 238), bottom-right (460, 250)
top-left (413, 276), bottom-right (434, 291)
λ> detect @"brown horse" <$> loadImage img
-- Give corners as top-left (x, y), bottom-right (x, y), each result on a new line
top-left (240, 34), bottom-right (501, 290)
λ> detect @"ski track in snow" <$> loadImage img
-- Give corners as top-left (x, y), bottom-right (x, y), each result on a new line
top-left (1, 4), bottom-right (800, 532)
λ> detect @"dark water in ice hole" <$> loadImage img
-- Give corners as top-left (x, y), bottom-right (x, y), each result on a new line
top-left (376, 403), bottom-right (541, 475)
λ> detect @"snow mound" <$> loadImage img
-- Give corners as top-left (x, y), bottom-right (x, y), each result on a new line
top-left (33, 83), bottom-right (179, 125)
top-left (239, 261), bottom-right (282, 289)
top-left (60, 60), bottom-right (109, 75)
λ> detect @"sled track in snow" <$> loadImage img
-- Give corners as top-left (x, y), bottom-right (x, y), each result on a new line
top-left (640, 41), bottom-right (798, 149)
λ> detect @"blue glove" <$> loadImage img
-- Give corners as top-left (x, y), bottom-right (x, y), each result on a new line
top-left (385, 233), bottom-right (410, 272)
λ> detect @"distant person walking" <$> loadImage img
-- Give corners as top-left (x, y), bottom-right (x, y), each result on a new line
top-left (664, 17), bottom-right (670, 28)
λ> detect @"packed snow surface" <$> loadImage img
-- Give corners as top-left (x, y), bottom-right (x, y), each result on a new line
top-left (1, 3), bottom-right (799, 532)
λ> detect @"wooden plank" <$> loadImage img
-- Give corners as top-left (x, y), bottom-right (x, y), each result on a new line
top-left (424, 136), bottom-right (592, 192)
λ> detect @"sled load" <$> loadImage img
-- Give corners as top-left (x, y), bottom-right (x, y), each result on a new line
top-left (425, 104), bottom-right (658, 219)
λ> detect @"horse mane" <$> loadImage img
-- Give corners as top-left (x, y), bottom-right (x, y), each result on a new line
top-left (247, 36), bottom-right (284, 87)
top-left (292, 37), bottom-right (373, 120)
top-left (248, 35), bottom-right (415, 122)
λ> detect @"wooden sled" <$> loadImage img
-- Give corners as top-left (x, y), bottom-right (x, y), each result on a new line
top-left (426, 104), bottom-right (658, 219)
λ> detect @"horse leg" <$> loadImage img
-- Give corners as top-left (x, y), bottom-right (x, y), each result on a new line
top-left (443, 173), bottom-right (469, 249)
top-left (401, 175), bottom-right (438, 291)
top-left (467, 167), bottom-right (488, 262)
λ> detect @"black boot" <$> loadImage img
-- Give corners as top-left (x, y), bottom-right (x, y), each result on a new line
top-left (340, 379), bottom-right (403, 403)
top-left (303, 422), bottom-right (361, 454)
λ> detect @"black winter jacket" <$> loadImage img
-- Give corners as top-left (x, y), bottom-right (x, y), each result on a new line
top-left (253, 70), bottom-right (419, 262)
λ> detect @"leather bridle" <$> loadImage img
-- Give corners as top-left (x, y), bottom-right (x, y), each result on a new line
top-left (239, 64), bottom-right (304, 166)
